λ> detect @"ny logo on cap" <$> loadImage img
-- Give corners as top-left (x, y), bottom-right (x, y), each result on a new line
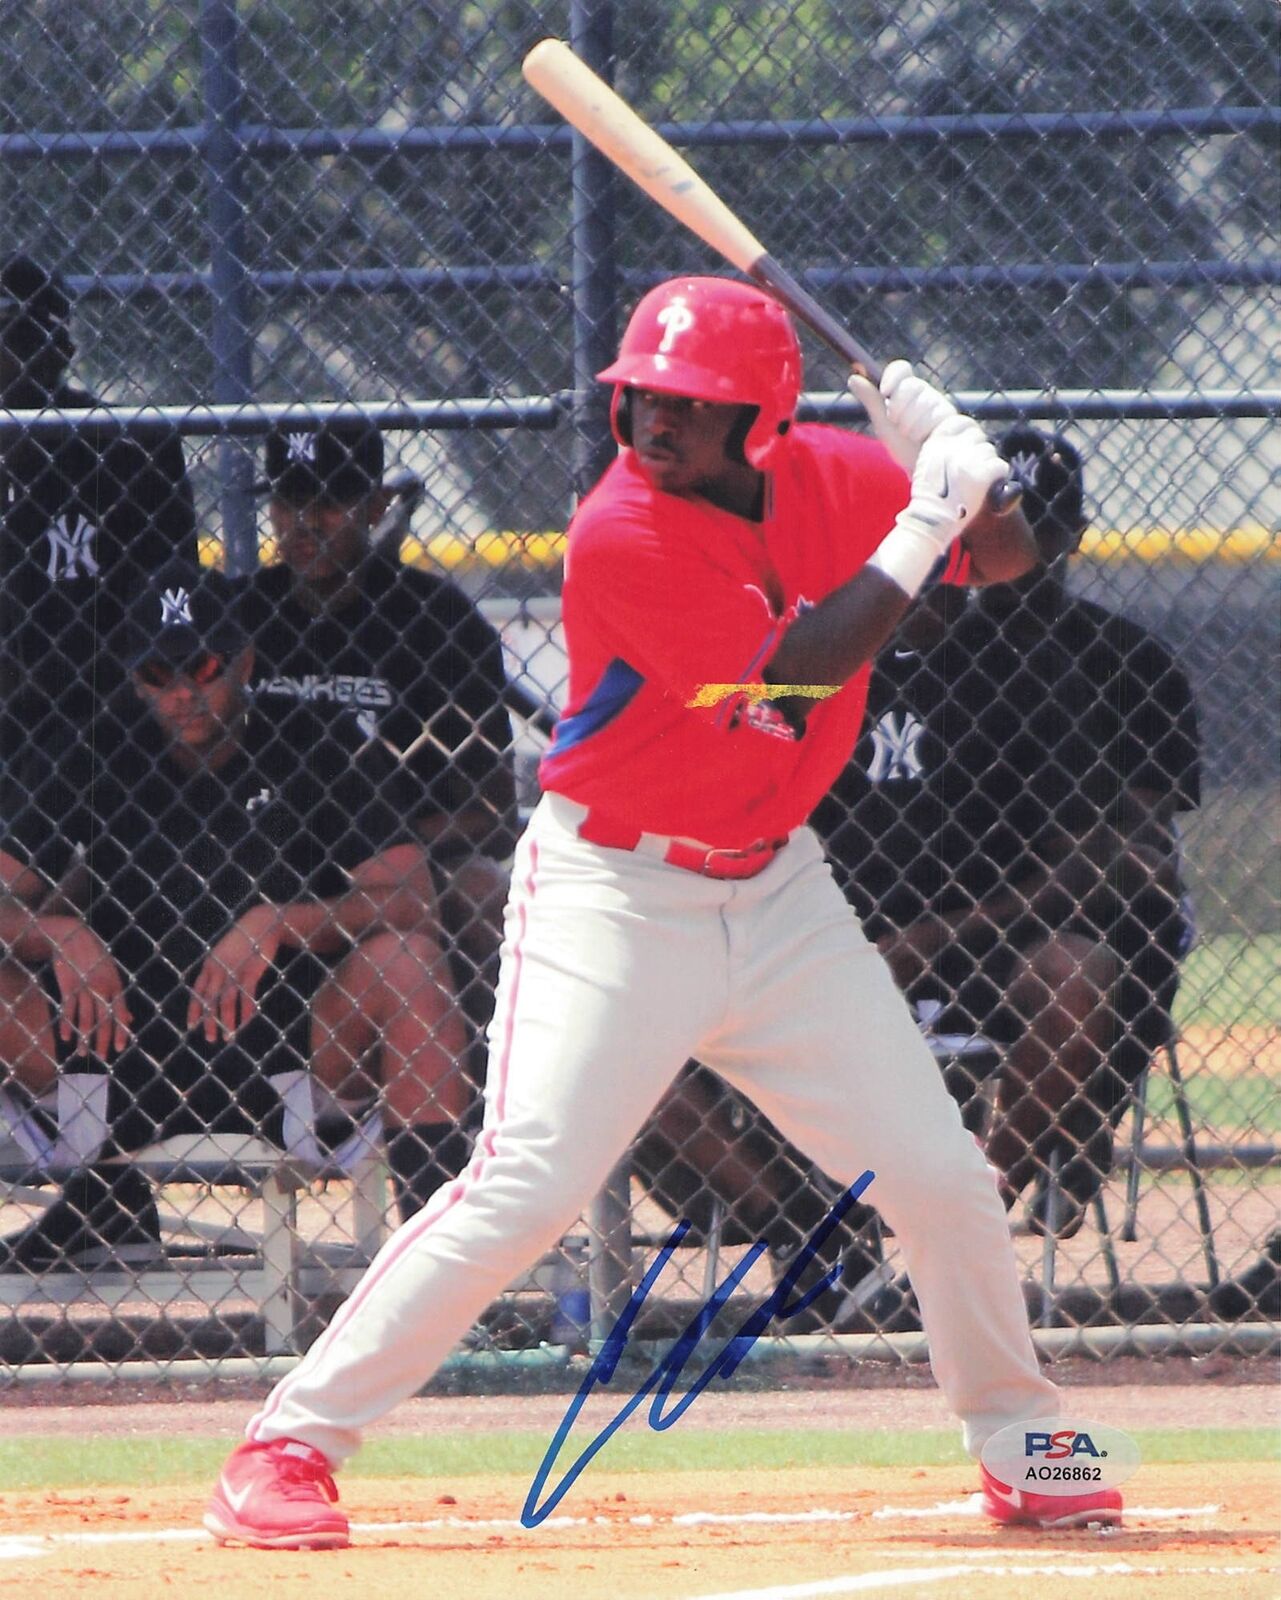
top-left (1007, 449), bottom-right (1043, 494)
top-left (160, 587), bottom-right (194, 628)
top-left (286, 431), bottom-right (318, 463)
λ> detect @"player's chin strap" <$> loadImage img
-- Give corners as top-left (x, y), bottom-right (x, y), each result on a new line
top-left (0, 1071), bottom-right (111, 1172)
top-left (270, 1069), bottom-right (384, 1178)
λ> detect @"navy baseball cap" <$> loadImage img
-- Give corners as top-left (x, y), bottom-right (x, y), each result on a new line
top-left (0, 255), bottom-right (72, 356)
top-left (259, 418), bottom-right (385, 505)
top-left (124, 563), bottom-right (247, 670)
top-left (996, 425), bottom-right (1088, 560)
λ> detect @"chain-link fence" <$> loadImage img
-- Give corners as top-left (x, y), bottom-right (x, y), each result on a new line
top-left (0, 0), bottom-right (1276, 1379)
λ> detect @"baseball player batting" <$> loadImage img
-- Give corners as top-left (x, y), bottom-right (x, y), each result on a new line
top-left (206, 277), bottom-right (1123, 1547)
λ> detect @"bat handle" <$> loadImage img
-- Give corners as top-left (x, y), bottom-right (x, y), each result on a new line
top-left (802, 309), bottom-right (882, 386)
top-left (747, 257), bottom-right (882, 385)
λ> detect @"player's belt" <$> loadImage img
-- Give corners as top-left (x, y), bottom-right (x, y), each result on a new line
top-left (572, 803), bottom-right (787, 880)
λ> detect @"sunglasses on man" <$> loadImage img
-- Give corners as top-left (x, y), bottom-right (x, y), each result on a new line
top-left (135, 651), bottom-right (227, 690)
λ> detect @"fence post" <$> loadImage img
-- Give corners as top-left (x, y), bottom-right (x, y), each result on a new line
top-left (199, 0), bottom-right (257, 576)
top-left (569, 0), bottom-right (619, 503)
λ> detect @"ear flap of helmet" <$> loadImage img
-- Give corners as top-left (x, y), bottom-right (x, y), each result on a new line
top-left (742, 407), bottom-right (790, 465)
top-left (610, 384), bottom-right (634, 448)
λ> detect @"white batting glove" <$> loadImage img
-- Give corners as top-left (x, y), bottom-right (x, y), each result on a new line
top-left (848, 359), bottom-right (959, 474)
top-left (907, 415), bottom-right (1007, 533)
top-left (867, 416), bottom-right (1007, 598)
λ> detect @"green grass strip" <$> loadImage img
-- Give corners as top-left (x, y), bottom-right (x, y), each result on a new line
top-left (0, 1425), bottom-right (1274, 1492)
top-left (1143, 1072), bottom-right (1281, 1134)
top-left (1176, 932), bottom-right (1281, 1030)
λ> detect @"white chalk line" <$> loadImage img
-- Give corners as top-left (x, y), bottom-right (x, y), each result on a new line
top-left (0, 1498), bottom-right (1226, 1563)
top-left (872, 1496), bottom-right (1221, 1520)
top-left (682, 1565), bottom-right (1268, 1600)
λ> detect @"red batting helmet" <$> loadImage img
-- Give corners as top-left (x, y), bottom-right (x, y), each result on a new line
top-left (598, 277), bottom-right (802, 467)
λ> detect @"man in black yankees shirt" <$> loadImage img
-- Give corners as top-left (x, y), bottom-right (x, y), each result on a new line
top-left (0, 564), bottom-right (470, 1270)
top-left (240, 421), bottom-right (516, 1053)
top-left (817, 425), bottom-right (1200, 1236)
top-left (0, 255), bottom-right (197, 782)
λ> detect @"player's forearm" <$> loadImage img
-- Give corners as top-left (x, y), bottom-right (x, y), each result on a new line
top-left (934, 885), bottom-right (1042, 943)
top-left (765, 566), bottom-right (914, 698)
top-left (415, 792), bottom-right (519, 860)
top-left (0, 903), bottom-right (85, 962)
top-left (770, 425), bottom-right (1030, 695)
top-left (272, 845), bottom-right (440, 955)
top-left (271, 883), bottom-right (430, 955)
top-left (1045, 824), bottom-right (1183, 936)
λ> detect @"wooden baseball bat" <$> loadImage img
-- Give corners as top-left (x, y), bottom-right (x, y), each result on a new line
top-left (523, 39), bottom-right (1022, 511)
top-left (523, 37), bottom-right (882, 379)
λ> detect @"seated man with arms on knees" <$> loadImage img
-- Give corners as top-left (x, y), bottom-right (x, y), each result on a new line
top-left (638, 427), bottom-right (1198, 1326)
top-left (241, 418), bottom-right (517, 1101)
top-left (816, 425), bottom-right (1200, 1237)
top-left (0, 562), bottom-right (469, 1271)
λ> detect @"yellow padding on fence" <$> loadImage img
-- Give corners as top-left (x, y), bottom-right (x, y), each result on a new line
top-left (1080, 526), bottom-right (1277, 563)
top-left (400, 526), bottom-right (1277, 569)
top-left (201, 525), bottom-right (1276, 573)
top-left (405, 531), bottom-right (569, 570)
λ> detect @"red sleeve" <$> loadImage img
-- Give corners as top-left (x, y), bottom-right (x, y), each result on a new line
top-left (844, 434), bottom-right (911, 547)
top-left (567, 503), bottom-right (782, 715)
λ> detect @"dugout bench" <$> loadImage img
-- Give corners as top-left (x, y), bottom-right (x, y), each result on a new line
top-left (0, 1124), bottom-right (391, 1355)
top-left (0, 1067), bottom-right (398, 1354)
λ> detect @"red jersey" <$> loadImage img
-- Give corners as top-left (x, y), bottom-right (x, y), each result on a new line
top-left (540, 425), bottom-right (963, 848)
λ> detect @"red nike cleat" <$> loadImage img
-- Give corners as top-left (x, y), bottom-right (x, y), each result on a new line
top-left (980, 1462), bottom-right (1123, 1530)
top-left (204, 1438), bottom-right (350, 1549)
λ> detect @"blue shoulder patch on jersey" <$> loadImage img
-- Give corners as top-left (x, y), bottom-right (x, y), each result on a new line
top-left (545, 658), bottom-right (644, 758)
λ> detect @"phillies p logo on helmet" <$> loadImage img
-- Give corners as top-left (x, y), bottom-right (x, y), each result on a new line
top-left (655, 302), bottom-right (696, 354)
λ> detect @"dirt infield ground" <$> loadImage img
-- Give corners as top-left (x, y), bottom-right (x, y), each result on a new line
top-left (1, 1463), bottom-right (1277, 1600)
top-left (2, 1358), bottom-right (1277, 1599)
top-left (1180, 1023), bottom-right (1281, 1079)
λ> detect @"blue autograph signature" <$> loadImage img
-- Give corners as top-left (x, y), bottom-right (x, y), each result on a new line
top-left (521, 1168), bottom-right (875, 1528)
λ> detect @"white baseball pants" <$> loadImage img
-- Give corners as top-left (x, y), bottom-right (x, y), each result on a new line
top-left (249, 793), bottom-right (1057, 1464)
